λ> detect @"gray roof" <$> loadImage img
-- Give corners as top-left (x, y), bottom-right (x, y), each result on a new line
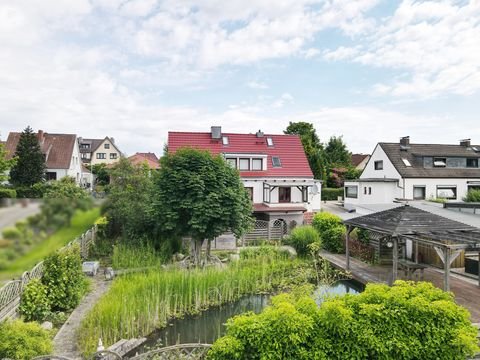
top-left (380, 142), bottom-right (480, 178)
top-left (79, 138), bottom-right (104, 154)
top-left (344, 204), bottom-right (480, 249)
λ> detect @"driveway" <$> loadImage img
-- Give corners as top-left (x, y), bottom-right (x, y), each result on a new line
top-left (0, 202), bottom-right (41, 233)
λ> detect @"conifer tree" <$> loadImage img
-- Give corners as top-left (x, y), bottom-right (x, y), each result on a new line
top-left (10, 126), bottom-right (45, 186)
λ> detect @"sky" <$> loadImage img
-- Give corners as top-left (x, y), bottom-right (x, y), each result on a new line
top-left (1, 0), bottom-right (479, 156)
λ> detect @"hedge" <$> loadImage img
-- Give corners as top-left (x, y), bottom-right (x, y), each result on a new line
top-left (321, 187), bottom-right (344, 201)
top-left (0, 188), bottom-right (17, 198)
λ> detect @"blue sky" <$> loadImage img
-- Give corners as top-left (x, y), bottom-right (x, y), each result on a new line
top-left (1, 0), bottom-right (479, 155)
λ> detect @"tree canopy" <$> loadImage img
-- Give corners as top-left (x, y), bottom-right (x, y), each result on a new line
top-left (0, 140), bottom-right (16, 184)
top-left (324, 135), bottom-right (352, 168)
top-left (152, 148), bottom-right (253, 263)
top-left (284, 122), bottom-right (324, 180)
top-left (10, 126), bottom-right (45, 187)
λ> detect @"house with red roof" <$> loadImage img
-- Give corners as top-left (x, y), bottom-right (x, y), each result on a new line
top-left (168, 126), bottom-right (322, 225)
top-left (4, 130), bottom-right (87, 185)
top-left (128, 152), bottom-right (160, 169)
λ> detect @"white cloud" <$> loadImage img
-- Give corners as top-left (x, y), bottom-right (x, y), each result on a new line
top-left (272, 93), bottom-right (294, 108)
top-left (247, 81), bottom-right (269, 89)
top-left (326, 0), bottom-right (480, 98)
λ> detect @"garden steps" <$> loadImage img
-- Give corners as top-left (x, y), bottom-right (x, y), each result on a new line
top-left (108, 337), bottom-right (147, 357)
top-left (52, 270), bottom-right (111, 359)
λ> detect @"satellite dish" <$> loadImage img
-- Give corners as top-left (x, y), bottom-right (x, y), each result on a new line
top-left (310, 184), bottom-right (319, 195)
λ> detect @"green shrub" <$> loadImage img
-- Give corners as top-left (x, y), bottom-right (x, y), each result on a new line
top-left (15, 183), bottom-right (47, 198)
top-left (464, 189), bottom-right (480, 202)
top-left (0, 320), bottom-right (53, 359)
top-left (19, 279), bottom-right (51, 322)
top-left (239, 246), bottom-right (289, 260)
top-left (209, 281), bottom-right (479, 360)
top-left (356, 228), bottom-right (370, 245)
top-left (42, 245), bottom-right (85, 311)
top-left (2, 226), bottom-right (21, 240)
top-left (286, 225), bottom-right (321, 257)
top-left (321, 188), bottom-right (344, 201)
top-left (312, 212), bottom-right (345, 253)
top-left (208, 336), bottom-right (244, 360)
top-left (0, 187), bottom-right (17, 198)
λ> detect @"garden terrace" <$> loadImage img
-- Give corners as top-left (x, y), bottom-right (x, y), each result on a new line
top-left (343, 205), bottom-right (480, 291)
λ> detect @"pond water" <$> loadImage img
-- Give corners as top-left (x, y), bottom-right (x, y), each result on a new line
top-left (132, 280), bottom-right (364, 354)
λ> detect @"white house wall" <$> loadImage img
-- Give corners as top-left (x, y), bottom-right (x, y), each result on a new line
top-left (403, 178), bottom-right (480, 201)
top-left (242, 178), bottom-right (321, 212)
top-left (66, 139), bottom-right (82, 184)
top-left (344, 181), bottom-right (401, 206)
top-left (360, 144), bottom-right (402, 180)
top-left (91, 138), bottom-right (121, 165)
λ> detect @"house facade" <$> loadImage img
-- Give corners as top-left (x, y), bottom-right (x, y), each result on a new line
top-left (5, 130), bottom-right (84, 184)
top-left (79, 137), bottom-right (122, 166)
top-left (168, 127), bottom-right (322, 225)
top-left (345, 137), bottom-right (480, 213)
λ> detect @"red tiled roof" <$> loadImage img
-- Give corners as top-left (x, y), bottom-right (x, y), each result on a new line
top-left (128, 152), bottom-right (160, 169)
top-left (168, 131), bottom-right (313, 178)
top-left (5, 131), bottom-right (76, 169)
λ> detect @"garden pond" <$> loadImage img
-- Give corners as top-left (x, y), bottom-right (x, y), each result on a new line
top-left (131, 279), bottom-right (364, 354)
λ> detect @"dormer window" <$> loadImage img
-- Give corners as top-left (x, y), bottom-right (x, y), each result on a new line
top-left (239, 158), bottom-right (250, 170)
top-left (226, 158), bottom-right (237, 168)
top-left (266, 137), bottom-right (274, 146)
top-left (272, 156), bottom-right (281, 167)
top-left (467, 158), bottom-right (478, 168)
top-left (433, 157), bottom-right (446, 167)
top-left (222, 136), bottom-right (229, 145)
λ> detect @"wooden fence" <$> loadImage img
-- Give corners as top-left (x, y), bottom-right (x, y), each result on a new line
top-left (242, 219), bottom-right (288, 244)
top-left (0, 225), bottom-right (97, 322)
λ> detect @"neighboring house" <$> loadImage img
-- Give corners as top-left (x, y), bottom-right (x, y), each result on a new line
top-left (344, 137), bottom-right (480, 213)
top-left (78, 137), bottom-right (122, 166)
top-left (128, 152), bottom-right (160, 169)
top-left (5, 130), bottom-right (83, 184)
top-left (168, 126), bottom-right (322, 225)
top-left (351, 154), bottom-right (370, 171)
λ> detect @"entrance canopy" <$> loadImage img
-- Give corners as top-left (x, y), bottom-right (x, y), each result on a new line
top-left (343, 205), bottom-right (480, 290)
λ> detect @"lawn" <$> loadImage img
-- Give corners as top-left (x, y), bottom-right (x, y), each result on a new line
top-left (0, 207), bottom-right (100, 281)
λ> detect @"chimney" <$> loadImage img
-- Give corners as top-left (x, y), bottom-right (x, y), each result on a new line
top-left (460, 139), bottom-right (471, 147)
top-left (37, 130), bottom-right (45, 145)
top-left (400, 136), bottom-right (410, 147)
top-left (256, 129), bottom-right (264, 138)
top-left (110, 137), bottom-right (115, 144)
top-left (211, 126), bottom-right (222, 139)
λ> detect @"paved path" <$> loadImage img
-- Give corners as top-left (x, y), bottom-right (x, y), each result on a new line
top-left (53, 271), bottom-right (111, 359)
top-left (0, 202), bottom-right (41, 232)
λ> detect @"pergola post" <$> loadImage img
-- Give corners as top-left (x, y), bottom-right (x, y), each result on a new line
top-left (415, 240), bottom-right (419, 264)
top-left (345, 225), bottom-right (352, 270)
top-left (444, 248), bottom-right (450, 292)
top-left (392, 236), bottom-right (398, 285)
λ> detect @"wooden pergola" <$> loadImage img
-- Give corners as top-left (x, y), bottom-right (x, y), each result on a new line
top-left (344, 205), bottom-right (480, 291)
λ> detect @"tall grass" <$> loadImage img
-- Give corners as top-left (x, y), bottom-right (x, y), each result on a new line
top-left (112, 242), bottom-right (165, 269)
top-left (78, 250), bottom-right (311, 355)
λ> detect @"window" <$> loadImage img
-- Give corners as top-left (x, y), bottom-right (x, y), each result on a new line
top-left (110, 153), bottom-right (117, 159)
top-left (345, 186), bottom-right (358, 198)
top-left (81, 153), bottom-right (91, 159)
top-left (222, 136), bottom-right (229, 145)
top-left (374, 160), bottom-right (383, 170)
top-left (368, 187), bottom-right (372, 195)
top-left (437, 186), bottom-right (457, 200)
top-left (364, 187), bottom-right (367, 195)
top-left (402, 158), bottom-right (412, 167)
top-left (245, 187), bottom-right (254, 201)
top-left (413, 186), bottom-right (426, 200)
top-left (252, 158), bottom-right (263, 171)
top-left (239, 158), bottom-right (250, 170)
top-left (272, 156), bottom-right (282, 167)
top-left (266, 137), bottom-right (274, 146)
top-left (226, 158), bottom-right (237, 168)
top-left (467, 158), bottom-right (478, 168)
top-left (104, 143), bottom-right (110, 149)
top-left (279, 187), bottom-right (291, 203)
top-left (97, 153), bottom-right (106, 159)
top-left (46, 172), bottom-right (57, 181)
top-left (80, 144), bottom-right (90, 149)
top-left (433, 157), bottom-right (447, 167)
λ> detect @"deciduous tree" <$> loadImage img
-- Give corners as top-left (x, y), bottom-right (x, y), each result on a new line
top-left (152, 148), bottom-right (253, 265)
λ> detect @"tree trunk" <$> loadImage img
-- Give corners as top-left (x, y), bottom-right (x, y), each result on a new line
top-left (206, 239), bottom-right (212, 259)
top-left (190, 238), bottom-right (204, 267)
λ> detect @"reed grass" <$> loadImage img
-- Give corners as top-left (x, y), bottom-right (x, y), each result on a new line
top-left (111, 242), bottom-right (165, 269)
top-left (78, 249), bottom-right (310, 355)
